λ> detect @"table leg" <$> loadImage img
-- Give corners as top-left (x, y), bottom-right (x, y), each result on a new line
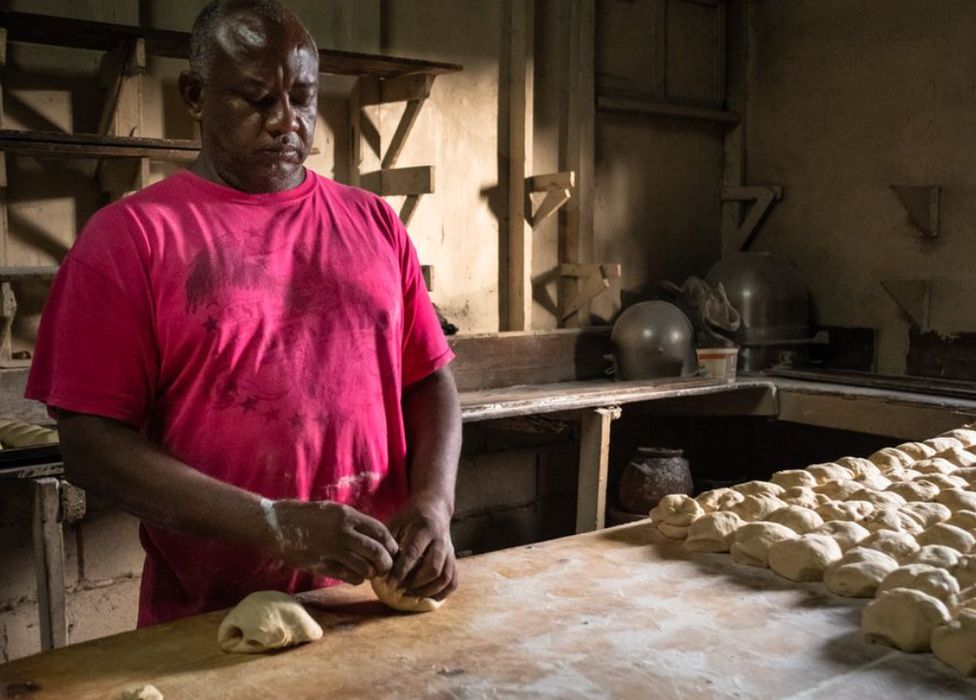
top-left (575, 405), bottom-right (621, 533)
top-left (32, 477), bottom-right (67, 650)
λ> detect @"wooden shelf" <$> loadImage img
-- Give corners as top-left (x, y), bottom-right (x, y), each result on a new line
top-left (597, 94), bottom-right (741, 126)
top-left (0, 266), bottom-right (59, 281)
top-left (0, 11), bottom-right (462, 78)
top-left (0, 129), bottom-right (199, 163)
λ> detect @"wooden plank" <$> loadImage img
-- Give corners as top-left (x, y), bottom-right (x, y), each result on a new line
top-left (5, 522), bottom-right (975, 699)
top-left (360, 166), bottom-right (434, 196)
top-left (597, 94), bottom-right (741, 124)
top-left (575, 405), bottom-right (620, 533)
top-left (32, 477), bottom-right (67, 651)
top-left (0, 11), bottom-right (462, 77)
top-left (721, 0), bottom-right (748, 254)
top-left (0, 266), bottom-right (59, 281)
top-left (0, 130), bottom-right (198, 162)
top-left (359, 74), bottom-right (434, 106)
top-left (447, 327), bottom-right (612, 391)
top-left (381, 99), bottom-right (423, 170)
top-left (347, 78), bottom-right (362, 188)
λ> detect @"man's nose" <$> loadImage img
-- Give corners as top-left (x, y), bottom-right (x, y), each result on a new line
top-left (266, 96), bottom-right (299, 136)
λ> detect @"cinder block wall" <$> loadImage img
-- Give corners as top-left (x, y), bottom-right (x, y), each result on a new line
top-left (0, 421), bottom-right (580, 662)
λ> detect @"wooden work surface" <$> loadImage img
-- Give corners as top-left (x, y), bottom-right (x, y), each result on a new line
top-left (3, 522), bottom-right (975, 699)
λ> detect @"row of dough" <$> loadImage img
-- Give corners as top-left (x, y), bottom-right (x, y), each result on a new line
top-left (648, 425), bottom-right (976, 676)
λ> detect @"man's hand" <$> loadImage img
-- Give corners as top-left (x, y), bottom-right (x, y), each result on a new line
top-left (271, 500), bottom-right (398, 585)
top-left (386, 492), bottom-right (457, 600)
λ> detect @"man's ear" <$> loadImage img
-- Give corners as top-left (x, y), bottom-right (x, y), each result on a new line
top-left (178, 70), bottom-right (205, 122)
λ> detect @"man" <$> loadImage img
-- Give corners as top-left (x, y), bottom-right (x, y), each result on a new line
top-left (25, 0), bottom-right (461, 627)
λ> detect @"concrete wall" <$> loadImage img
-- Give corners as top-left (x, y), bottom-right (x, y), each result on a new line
top-left (743, 0), bottom-right (976, 373)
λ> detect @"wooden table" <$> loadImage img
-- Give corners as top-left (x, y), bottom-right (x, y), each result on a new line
top-left (3, 521), bottom-right (974, 699)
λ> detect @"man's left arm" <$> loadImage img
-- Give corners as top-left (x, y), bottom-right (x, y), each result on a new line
top-left (387, 365), bottom-right (462, 599)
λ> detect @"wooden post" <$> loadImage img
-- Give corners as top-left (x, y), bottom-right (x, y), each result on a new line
top-left (576, 405), bottom-right (621, 533)
top-left (33, 478), bottom-right (68, 650)
top-left (722, 0), bottom-right (748, 255)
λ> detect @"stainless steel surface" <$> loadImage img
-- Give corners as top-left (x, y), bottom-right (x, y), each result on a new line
top-left (608, 301), bottom-right (698, 380)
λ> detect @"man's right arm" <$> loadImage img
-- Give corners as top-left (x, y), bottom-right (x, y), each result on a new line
top-left (57, 410), bottom-right (397, 584)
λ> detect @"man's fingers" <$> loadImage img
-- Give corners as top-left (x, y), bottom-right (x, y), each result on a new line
top-left (346, 530), bottom-right (395, 577)
top-left (317, 561), bottom-right (365, 586)
top-left (353, 513), bottom-right (399, 556)
top-left (390, 526), bottom-right (432, 587)
top-left (404, 540), bottom-right (447, 592)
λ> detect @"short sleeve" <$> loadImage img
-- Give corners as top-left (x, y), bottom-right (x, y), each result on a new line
top-left (25, 205), bottom-right (159, 427)
top-left (384, 207), bottom-right (454, 387)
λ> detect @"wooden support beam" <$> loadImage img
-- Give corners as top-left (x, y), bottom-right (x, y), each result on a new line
top-left (576, 405), bottom-right (621, 533)
top-left (33, 478), bottom-right (68, 651)
top-left (360, 166), bottom-right (434, 196)
top-left (560, 263), bottom-right (621, 321)
top-left (359, 73), bottom-right (434, 106)
top-left (421, 264), bottom-right (434, 292)
top-left (382, 98), bottom-right (424, 170)
top-left (881, 279), bottom-right (932, 330)
top-left (596, 95), bottom-right (741, 125)
top-left (891, 185), bottom-right (941, 238)
top-left (528, 171), bottom-right (575, 230)
top-left (720, 185), bottom-right (783, 252)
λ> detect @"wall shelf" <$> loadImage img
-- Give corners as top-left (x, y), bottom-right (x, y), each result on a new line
top-left (596, 94), bottom-right (741, 126)
top-left (0, 129), bottom-right (199, 163)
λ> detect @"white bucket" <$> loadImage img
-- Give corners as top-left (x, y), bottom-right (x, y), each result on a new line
top-left (697, 347), bottom-right (738, 383)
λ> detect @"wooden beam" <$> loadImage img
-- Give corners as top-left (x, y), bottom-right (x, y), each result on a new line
top-left (360, 166), bottom-right (434, 196)
top-left (721, 185), bottom-right (783, 252)
top-left (576, 405), bottom-right (620, 533)
top-left (891, 185), bottom-right (940, 238)
top-left (381, 98), bottom-right (424, 170)
top-left (360, 74), bottom-right (434, 106)
top-left (0, 130), bottom-right (199, 161)
top-left (596, 95), bottom-right (741, 125)
top-left (33, 478), bottom-right (68, 650)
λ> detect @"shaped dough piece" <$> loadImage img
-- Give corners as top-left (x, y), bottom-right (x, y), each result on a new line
top-left (859, 529), bottom-right (920, 562)
top-left (371, 577), bottom-right (442, 613)
top-left (730, 521), bottom-right (797, 567)
top-left (768, 534), bottom-right (843, 582)
top-left (846, 490), bottom-right (906, 508)
top-left (766, 506), bottom-right (824, 534)
top-left (683, 511), bottom-right (744, 552)
top-left (936, 488), bottom-right (976, 513)
top-left (695, 488), bottom-right (744, 513)
top-left (120, 686), bottom-right (164, 700)
top-left (806, 463), bottom-right (854, 484)
top-left (957, 585), bottom-right (976, 613)
top-left (770, 469), bottom-right (817, 490)
top-left (649, 494), bottom-right (703, 527)
top-left (657, 522), bottom-right (689, 539)
top-left (0, 419), bottom-right (59, 448)
top-left (862, 588), bottom-right (950, 652)
top-left (932, 610), bottom-right (976, 676)
top-left (860, 507), bottom-right (923, 535)
top-left (857, 473), bottom-right (892, 491)
top-left (815, 479), bottom-right (863, 501)
top-left (733, 480), bottom-right (785, 498)
top-left (897, 441), bottom-right (937, 461)
top-left (913, 458), bottom-right (959, 476)
top-left (939, 428), bottom-right (976, 448)
top-left (916, 523), bottom-right (976, 553)
top-left (954, 555), bottom-right (976, 588)
top-left (947, 510), bottom-right (976, 531)
top-left (937, 447), bottom-right (976, 469)
top-left (954, 467), bottom-right (976, 484)
top-left (816, 500), bottom-right (874, 523)
top-left (727, 495), bottom-right (787, 522)
top-left (780, 487), bottom-right (829, 510)
top-left (877, 564), bottom-right (960, 604)
top-left (869, 447), bottom-right (915, 471)
top-left (906, 545), bottom-right (962, 570)
top-left (887, 480), bottom-right (940, 503)
top-left (837, 456), bottom-right (882, 480)
top-left (824, 547), bottom-right (898, 598)
top-left (814, 521), bottom-right (869, 551)
top-left (922, 474), bottom-right (969, 490)
top-left (218, 591), bottom-right (323, 654)
top-left (925, 436), bottom-right (965, 453)
top-left (901, 501), bottom-right (952, 528)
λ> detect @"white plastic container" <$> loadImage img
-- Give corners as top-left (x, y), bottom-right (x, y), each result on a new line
top-left (696, 347), bottom-right (738, 383)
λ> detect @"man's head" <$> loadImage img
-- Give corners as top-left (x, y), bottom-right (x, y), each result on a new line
top-left (179, 0), bottom-right (319, 193)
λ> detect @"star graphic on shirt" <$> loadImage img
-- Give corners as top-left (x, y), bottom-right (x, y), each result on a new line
top-left (202, 316), bottom-right (219, 333)
top-left (239, 396), bottom-right (259, 413)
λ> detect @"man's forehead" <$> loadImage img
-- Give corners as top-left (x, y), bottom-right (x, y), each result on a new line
top-left (211, 9), bottom-right (317, 62)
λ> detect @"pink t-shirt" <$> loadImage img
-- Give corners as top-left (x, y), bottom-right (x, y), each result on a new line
top-left (26, 169), bottom-right (453, 626)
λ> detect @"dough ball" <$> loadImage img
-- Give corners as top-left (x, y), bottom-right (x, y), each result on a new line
top-left (859, 507), bottom-right (917, 534)
top-left (859, 529), bottom-right (921, 562)
top-left (925, 436), bottom-right (965, 453)
top-left (649, 494), bottom-right (703, 527)
top-left (836, 456), bottom-right (882, 480)
top-left (936, 488), bottom-right (976, 513)
top-left (683, 511), bottom-right (744, 552)
top-left (878, 564), bottom-right (960, 604)
top-left (954, 555), bottom-right (976, 588)
top-left (657, 522), bottom-right (689, 539)
top-left (901, 501), bottom-right (952, 528)
top-left (816, 500), bottom-right (874, 522)
top-left (862, 588), bottom-right (950, 652)
top-left (957, 585), bottom-right (976, 613)
top-left (815, 479), bottom-right (864, 500)
top-left (869, 447), bottom-right (915, 471)
top-left (120, 686), bottom-right (164, 700)
top-left (954, 467), bottom-right (976, 484)
top-left (218, 591), bottom-right (323, 654)
top-left (727, 495), bottom-right (787, 522)
top-left (768, 533), bottom-right (843, 582)
top-left (371, 577), bottom-right (442, 613)
top-left (780, 486), bottom-right (830, 510)
top-left (695, 488), bottom-right (745, 513)
top-left (932, 610), bottom-right (976, 676)
top-left (897, 441), bottom-right (937, 460)
top-left (771, 469), bottom-right (817, 489)
top-left (937, 447), bottom-right (976, 469)
top-left (847, 490), bottom-right (906, 508)
top-left (916, 523), bottom-right (976, 553)
top-left (887, 480), bottom-right (940, 503)
top-left (921, 474), bottom-right (969, 490)
top-left (906, 545), bottom-right (963, 569)
top-left (733, 480), bottom-right (785, 498)
top-left (947, 510), bottom-right (976, 531)
top-left (857, 473), bottom-right (893, 491)
top-left (939, 429), bottom-right (976, 448)
top-left (766, 505), bottom-right (824, 534)
top-left (730, 521), bottom-right (797, 567)
top-left (806, 463), bottom-right (855, 484)
top-left (824, 547), bottom-right (898, 597)
top-left (913, 458), bottom-right (959, 476)
top-left (814, 520), bottom-right (870, 551)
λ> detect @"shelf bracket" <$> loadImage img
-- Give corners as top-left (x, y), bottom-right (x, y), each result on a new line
top-left (882, 279), bottom-right (932, 330)
top-left (891, 185), bottom-right (940, 238)
top-left (721, 185), bottom-right (783, 252)
top-left (527, 171), bottom-right (575, 230)
top-left (559, 262), bottom-right (621, 322)
top-left (97, 37), bottom-right (147, 200)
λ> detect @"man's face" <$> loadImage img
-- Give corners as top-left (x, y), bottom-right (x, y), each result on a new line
top-left (190, 13), bottom-right (319, 193)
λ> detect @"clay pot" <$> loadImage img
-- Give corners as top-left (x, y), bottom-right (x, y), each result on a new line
top-left (617, 447), bottom-right (693, 514)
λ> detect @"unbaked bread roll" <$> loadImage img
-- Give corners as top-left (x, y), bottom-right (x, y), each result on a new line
top-left (913, 458), bottom-right (960, 476)
top-left (932, 610), bottom-right (976, 676)
top-left (936, 488), bottom-right (976, 513)
top-left (897, 441), bottom-right (937, 460)
top-left (806, 463), bottom-right (854, 484)
top-left (877, 564), bottom-right (960, 604)
top-left (859, 529), bottom-right (920, 562)
top-left (730, 521), bottom-right (797, 567)
top-left (938, 428), bottom-right (976, 448)
top-left (857, 473), bottom-right (893, 491)
top-left (768, 533), bottom-right (843, 582)
top-left (901, 502), bottom-right (952, 528)
top-left (780, 486), bottom-right (829, 510)
top-left (766, 505), bottom-right (824, 534)
top-left (371, 577), bottom-right (442, 613)
top-left (732, 480), bottom-right (785, 498)
top-left (862, 588), bottom-right (950, 652)
top-left (649, 494), bottom-right (703, 526)
top-left (916, 523), bottom-right (976, 553)
top-left (869, 447), bottom-right (915, 471)
top-left (836, 456), bottom-right (882, 479)
top-left (217, 591), bottom-right (323, 653)
top-left (683, 511), bottom-right (744, 552)
top-left (937, 447), bottom-right (976, 468)
top-left (695, 488), bottom-right (744, 513)
top-left (0, 418), bottom-right (59, 448)
top-left (816, 500), bottom-right (874, 522)
top-left (815, 479), bottom-right (864, 500)
top-left (921, 474), bottom-right (969, 490)
top-left (657, 522), bottom-right (689, 539)
top-left (859, 507), bottom-right (918, 534)
top-left (814, 521), bottom-right (869, 551)
top-left (770, 469), bottom-right (817, 490)
top-left (947, 510), bottom-right (976, 531)
top-left (954, 555), bottom-right (976, 588)
top-left (824, 547), bottom-right (898, 598)
top-left (924, 436), bottom-right (964, 453)
top-left (847, 490), bottom-right (906, 508)
top-left (727, 495), bottom-right (786, 522)
top-left (906, 545), bottom-right (962, 570)
top-left (886, 480), bottom-right (940, 503)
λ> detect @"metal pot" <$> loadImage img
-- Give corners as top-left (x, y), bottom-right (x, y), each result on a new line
top-left (609, 301), bottom-right (697, 380)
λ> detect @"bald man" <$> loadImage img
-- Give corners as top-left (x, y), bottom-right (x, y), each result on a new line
top-left (26, 0), bottom-right (461, 626)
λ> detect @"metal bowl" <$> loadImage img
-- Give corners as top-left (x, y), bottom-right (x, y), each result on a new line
top-left (609, 301), bottom-right (697, 380)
